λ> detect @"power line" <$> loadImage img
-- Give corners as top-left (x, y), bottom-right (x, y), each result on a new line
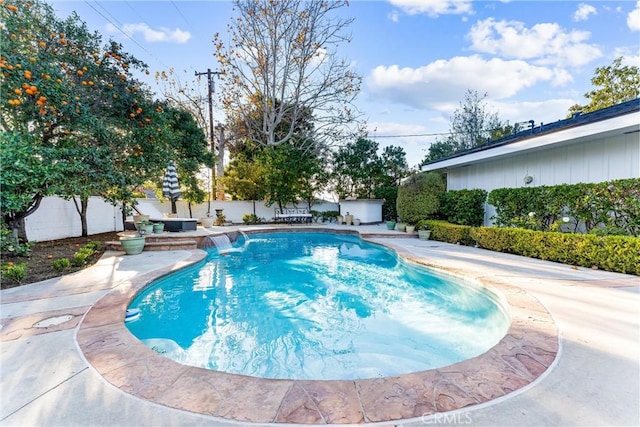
top-left (374, 132), bottom-right (452, 138)
top-left (83, 0), bottom-right (170, 70)
top-left (170, 0), bottom-right (192, 28)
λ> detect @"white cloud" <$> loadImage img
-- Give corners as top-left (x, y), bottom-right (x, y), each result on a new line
top-left (628, 1), bottom-right (640, 31)
top-left (105, 23), bottom-right (191, 44)
top-left (388, 10), bottom-right (400, 23)
top-left (388, 0), bottom-right (473, 17)
top-left (573, 3), bottom-right (597, 22)
top-left (366, 55), bottom-right (557, 111)
top-left (468, 18), bottom-right (602, 67)
top-left (613, 47), bottom-right (640, 67)
top-left (490, 99), bottom-right (578, 128)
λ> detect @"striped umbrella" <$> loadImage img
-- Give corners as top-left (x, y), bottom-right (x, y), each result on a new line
top-left (162, 160), bottom-right (180, 214)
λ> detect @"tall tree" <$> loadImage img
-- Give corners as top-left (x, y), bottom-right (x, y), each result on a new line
top-left (380, 145), bottom-right (409, 187)
top-left (331, 138), bottom-right (383, 199)
top-left (224, 100), bottom-right (326, 210)
top-left (215, 0), bottom-right (363, 151)
top-left (568, 57), bottom-right (640, 115)
top-left (1, 0), bottom-right (210, 238)
top-left (421, 90), bottom-right (507, 165)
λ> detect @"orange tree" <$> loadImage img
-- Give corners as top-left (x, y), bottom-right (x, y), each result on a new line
top-left (0, 0), bottom-right (204, 238)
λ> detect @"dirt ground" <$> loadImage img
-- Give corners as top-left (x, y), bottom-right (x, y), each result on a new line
top-left (1, 231), bottom-right (120, 290)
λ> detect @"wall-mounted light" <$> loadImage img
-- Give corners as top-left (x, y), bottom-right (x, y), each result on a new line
top-left (524, 175), bottom-right (534, 184)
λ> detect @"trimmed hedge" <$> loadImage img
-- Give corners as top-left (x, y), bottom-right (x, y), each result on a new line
top-left (424, 220), bottom-right (474, 246)
top-left (487, 178), bottom-right (640, 235)
top-left (440, 189), bottom-right (487, 226)
top-left (424, 220), bottom-right (639, 275)
top-left (396, 172), bottom-right (445, 225)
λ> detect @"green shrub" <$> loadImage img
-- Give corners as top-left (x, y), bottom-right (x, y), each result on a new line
top-left (374, 186), bottom-right (399, 221)
top-left (396, 172), bottom-right (445, 225)
top-left (84, 241), bottom-right (103, 251)
top-left (440, 189), bottom-right (487, 226)
top-left (51, 258), bottom-right (71, 272)
top-left (487, 178), bottom-right (640, 235)
top-left (71, 246), bottom-right (95, 267)
top-left (469, 227), bottom-right (639, 274)
top-left (425, 220), bottom-right (474, 245)
top-left (0, 223), bottom-right (31, 257)
top-left (320, 210), bottom-right (339, 222)
top-left (215, 213), bottom-right (226, 226)
top-left (242, 213), bottom-right (262, 224)
top-left (2, 262), bottom-right (27, 283)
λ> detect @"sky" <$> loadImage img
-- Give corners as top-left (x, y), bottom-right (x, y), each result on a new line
top-left (49, 0), bottom-right (640, 167)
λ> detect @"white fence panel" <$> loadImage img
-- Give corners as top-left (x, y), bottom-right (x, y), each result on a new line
top-left (25, 196), bottom-right (124, 242)
top-left (24, 197), bottom-right (342, 242)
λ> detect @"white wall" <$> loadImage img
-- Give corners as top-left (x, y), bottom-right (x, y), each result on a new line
top-left (150, 199), bottom-right (339, 222)
top-left (24, 197), bottom-right (340, 242)
top-left (445, 133), bottom-right (640, 225)
top-left (338, 199), bottom-right (384, 223)
top-left (25, 196), bottom-right (124, 242)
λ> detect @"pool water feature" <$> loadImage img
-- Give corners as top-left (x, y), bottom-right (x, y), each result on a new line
top-left (126, 232), bottom-right (509, 381)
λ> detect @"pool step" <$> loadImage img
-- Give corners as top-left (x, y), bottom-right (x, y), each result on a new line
top-left (105, 238), bottom-right (198, 252)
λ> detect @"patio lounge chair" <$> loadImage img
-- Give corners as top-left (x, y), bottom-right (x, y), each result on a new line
top-left (126, 200), bottom-right (197, 232)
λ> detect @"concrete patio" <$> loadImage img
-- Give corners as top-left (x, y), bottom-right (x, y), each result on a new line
top-left (1, 224), bottom-right (638, 426)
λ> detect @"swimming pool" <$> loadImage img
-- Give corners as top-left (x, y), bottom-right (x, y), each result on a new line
top-left (126, 231), bottom-right (510, 380)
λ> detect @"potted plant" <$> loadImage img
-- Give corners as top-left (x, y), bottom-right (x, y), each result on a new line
top-left (200, 216), bottom-right (215, 228)
top-left (152, 222), bottom-right (165, 234)
top-left (405, 224), bottom-right (416, 233)
top-left (215, 212), bottom-right (227, 226)
top-left (136, 220), bottom-right (154, 235)
top-left (120, 234), bottom-right (146, 255)
top-left (417, 220), bottom-right (431, 240)
top-left (132, 214), bottom-right (149, 224)
top-left (345, 212), bottom-right (353, 226)
top-left (396, 220), bottom-right (407, 232)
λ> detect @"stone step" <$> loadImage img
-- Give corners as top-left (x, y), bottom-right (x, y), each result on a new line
top-left (106, 238), bottom-right (198, 252)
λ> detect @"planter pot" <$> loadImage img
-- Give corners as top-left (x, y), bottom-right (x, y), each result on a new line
top-left (386, 221), bottom-right (396, 230)
top-left (418, 230), bottom-right (431, 240)
top-left (405, 225), bottom-right (415, 233)
top-left (337, 215), bottom-right (343, 224)
top-left (200, 217), bottom-right (215, 228)
top-left (353, 218), bottom-right (361, 226)
top-left (153, 223), bottom-right (165, 234)
top-left (132, 215), bottom-right (149, 225)
top-left (138, 223), bottom-right (154, 235)
top-left (345, 214), bottom-right (353, 226)
top-left (120, 236), bottom-right (145, 255)
top-left (396, 223), bottom-right (407, 232)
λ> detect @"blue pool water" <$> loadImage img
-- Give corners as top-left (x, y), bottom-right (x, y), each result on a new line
top-left (126, 232), bottom-right (509, 380)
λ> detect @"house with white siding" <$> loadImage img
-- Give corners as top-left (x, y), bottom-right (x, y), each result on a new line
top-left (421, 99), bottom-right (640, 225)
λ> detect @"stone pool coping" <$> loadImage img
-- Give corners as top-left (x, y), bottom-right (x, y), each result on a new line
top-left (76, 233), bottom-right (559, 424)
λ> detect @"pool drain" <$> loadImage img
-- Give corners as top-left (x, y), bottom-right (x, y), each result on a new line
top-left (33, 315), bottom-right (74, 328)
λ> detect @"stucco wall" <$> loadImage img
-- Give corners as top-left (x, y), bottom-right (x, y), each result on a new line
top-left (24, 196), bottom-right (124, 242)
top-left (445, 133), bottom-right (639, 225)
top-left (24, 197), bottom-right (340, 242)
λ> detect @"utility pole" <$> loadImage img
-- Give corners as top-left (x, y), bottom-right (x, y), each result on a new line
top-left (194, 69), bottom-right (223, 203)
top-left (215, 124), bottom-right (226, 201)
